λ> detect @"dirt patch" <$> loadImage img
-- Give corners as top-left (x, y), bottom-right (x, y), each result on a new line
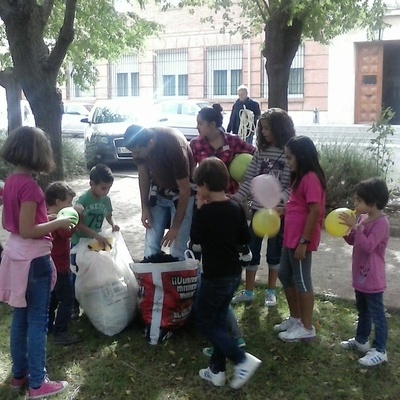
top-left (1, 174), bottom-right (399, 308)
top-left (69, 175), bottom-right (146, 260)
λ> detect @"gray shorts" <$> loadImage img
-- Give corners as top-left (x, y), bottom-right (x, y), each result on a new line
top-left (278, 247), bottom-right (313, 293)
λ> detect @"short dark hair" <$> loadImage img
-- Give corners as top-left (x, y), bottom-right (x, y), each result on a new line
top-left (355, 177), bottom-right (389, 210)
top-left (193, 157), bottom-right (229, 192)
top-left (124, 125), bottom-right (154, 149)
top-left (197, 104), bottom-right (223, 129)
top-left (90, 163), bottom-right (114, 185)
top-left (45, 181), bottom-right (76, 206)
top-left (0, 126), bottom-right (55, 173)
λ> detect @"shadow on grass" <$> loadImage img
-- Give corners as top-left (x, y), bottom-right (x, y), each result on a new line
top-left (1, 290), bottom-right (400, 399)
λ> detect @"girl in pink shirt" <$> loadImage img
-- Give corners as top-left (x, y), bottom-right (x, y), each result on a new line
top-left (274, 136), bottom-right (326, 342)
top-left (339, 177), bottom-right (390, 367)
top-left (0, 127), bottom-right (74, 398)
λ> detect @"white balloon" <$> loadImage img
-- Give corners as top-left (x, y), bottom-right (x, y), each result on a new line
top-left (250, 174), bottom-right (282, 209)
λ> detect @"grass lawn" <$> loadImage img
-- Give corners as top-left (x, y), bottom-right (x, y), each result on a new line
top-left (1, 287), bottom-right (399, 400)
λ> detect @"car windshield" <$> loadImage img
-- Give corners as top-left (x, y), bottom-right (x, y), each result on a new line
top-left (197, 102), bottom-right (211, 109)
top-left (93, 103), bottom-right (143, 124)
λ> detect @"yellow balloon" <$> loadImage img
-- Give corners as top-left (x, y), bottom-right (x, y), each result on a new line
top-left (324, 208), bottom-right (355, 237)
top-left (229, 153), bottom-right (253, 182)
top-left (252, 209), bottom-right (281, 238)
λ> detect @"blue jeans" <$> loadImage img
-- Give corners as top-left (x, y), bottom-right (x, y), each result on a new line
top-left (195, 274), bottom-right (245, 373)
top-left (194, 267), bottom-right (243, 340)
top-left (355, 290), bottom-right (387, 352)
top-left (144, 194), bottom-right (194, 260)
top-left (11, 255), bottom-right (52, 388)
top-left (48, 272), bottom-right (74, 335)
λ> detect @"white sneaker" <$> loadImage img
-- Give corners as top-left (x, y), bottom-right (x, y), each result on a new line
top-left (230, 352), bottom-right (262, 389)
top-left (231, 291), bottom-right (254, 304)
top-left (264, 291), bottom-right (277, 307)
top-left (340, 337), bottom-right (370, 353)
top-left (278, 322), bottom-right (316, 342)
top-left (199, 367), bottom-right (226, 386)
top-left (358, 348), bottom-right (388, 367)
top-left (273, 317), bottom-right (299, 332)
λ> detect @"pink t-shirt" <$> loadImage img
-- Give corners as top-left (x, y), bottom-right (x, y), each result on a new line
top-left (3, 174), bottom-right (50, 240)
top-left (283, 172), bottom-right (326, 251)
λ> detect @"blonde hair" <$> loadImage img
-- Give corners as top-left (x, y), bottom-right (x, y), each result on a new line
top-left (0, 126), bottom-right (55, 173)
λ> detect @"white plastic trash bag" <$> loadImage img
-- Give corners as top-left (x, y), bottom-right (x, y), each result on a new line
top-left (72, 230), bottom-right (139, 336)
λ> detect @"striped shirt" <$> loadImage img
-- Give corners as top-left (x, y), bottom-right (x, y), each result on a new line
top-left (234, 147), bottom-right (291, 210)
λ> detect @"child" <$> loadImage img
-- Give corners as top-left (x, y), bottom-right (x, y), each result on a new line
top-left (71, 163), bottom-right (120, 317)
top-left (191, 157), bottom-right (261, 389)
top-left (191, 105), bottom-right (251, 355)
top-left (0, 126), bottom-right (73, 398)
top-left (45, 181), bottom-right (79, 346)
top-left (339, 177), bottom-right (390, 366)
top-left (231, 108), bottom-right (295, 306)
top-left (72, 163), bottom-right (120, 247)
top-left (274, 136), bottom-right (326, 342)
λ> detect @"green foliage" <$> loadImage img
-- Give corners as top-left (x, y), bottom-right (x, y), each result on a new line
top-left (0, 133), bottom-right (86, 181)
top-left (170, 0), bottom-right (387, 42)
top-left (0, 1), bottom-right (160, 91)
top-left (44, 1), bottom-right (161, 90)
top-left (367, 107), bottom-right (395, 183)
top-left (62, 138), bottom-right (87, 178)
top-left (319, 139), bottom-right (382, 211)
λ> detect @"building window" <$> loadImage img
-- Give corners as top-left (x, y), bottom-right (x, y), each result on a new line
top-left (163, 75), bottom-right (175, 96)
top-left (178, 74), bottom-right (188, 96)
top-left (206, 45), bottom-right (243, 99)
top-left (155, 49), bottom-right (188, 99)
top-left (111, 54), bottom-right (139, 98)
top-left (288, 44), bottom-right (304, 97)
top-left (213, 70), bottom-right (227, 96)
top-left (117, 73), bottom-right (128, 96)
top-left (262, 43), bottom-right (305, 98)
top-left (131, 72), bottom-right (139, 96)
top-left (231, 69), bottom-right (242, 96)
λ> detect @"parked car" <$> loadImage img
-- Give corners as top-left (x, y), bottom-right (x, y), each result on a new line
top-left (82, 99), bottom-right (155, 168)
top-left (153, 100), bottom-right (213, 141)
top-left (61, 102), bottom-right (90, 137)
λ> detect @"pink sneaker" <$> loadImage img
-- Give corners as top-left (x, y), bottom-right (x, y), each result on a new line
top-left (11, 374), bottom-right (29, 390)
top-left (28, 378), bottom-right (68, 399)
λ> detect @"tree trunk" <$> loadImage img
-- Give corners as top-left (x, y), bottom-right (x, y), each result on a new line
top-left (263, 9), bottom-right (303, 111)
top-left (1, 3), bottom-right (66, 182)
top-left (0, 70), bottom-right (22, 134)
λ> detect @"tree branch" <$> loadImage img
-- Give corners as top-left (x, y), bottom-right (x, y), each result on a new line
top-left (42, 0), bottom-right (55, 24)
top-left (47, 0), bottom-right (77, 74)
top-left (254, 0), bottom-right (269, 24)
top-left (260, 0), bottom-right (270, 14)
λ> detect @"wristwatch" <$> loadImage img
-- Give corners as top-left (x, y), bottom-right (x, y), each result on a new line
top-left (299, 238), bottom-right (310, 245)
